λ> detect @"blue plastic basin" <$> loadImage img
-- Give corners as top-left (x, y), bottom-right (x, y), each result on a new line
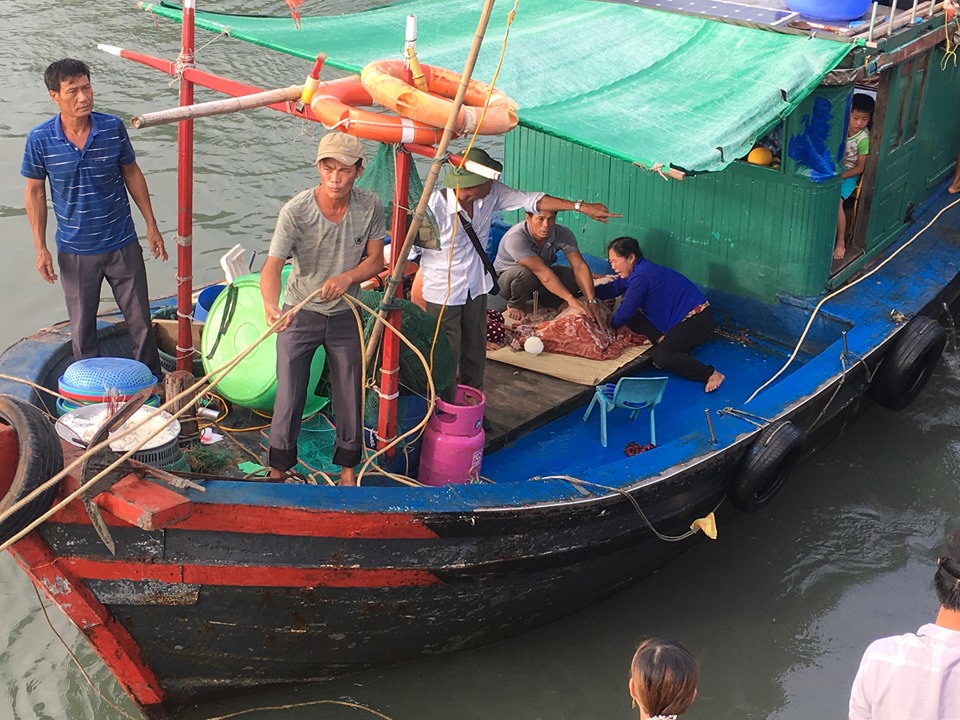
top-left (786, 0), bottom-right (871, 21)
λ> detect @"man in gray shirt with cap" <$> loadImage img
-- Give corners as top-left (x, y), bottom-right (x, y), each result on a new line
top-left (261, 132), bottom-right (385, 486)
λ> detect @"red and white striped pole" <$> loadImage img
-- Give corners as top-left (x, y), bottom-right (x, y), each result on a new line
top-left (175, 0), bottom-right (196, 373)
top-left (376, 15), bottom-right (418, 457)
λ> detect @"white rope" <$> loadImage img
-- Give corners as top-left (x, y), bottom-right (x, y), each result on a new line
top-left (745, 195), bottom-right (960, 404)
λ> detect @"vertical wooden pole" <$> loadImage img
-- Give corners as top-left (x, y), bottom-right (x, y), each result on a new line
top-left (176, 0), bottom-right (196, 373)
top-left (363, 0), bottom-right (498, 366)
top-left (165, 370), bottom-right (198, 440)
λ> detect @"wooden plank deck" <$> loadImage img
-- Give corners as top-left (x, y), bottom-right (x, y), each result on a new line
top-left (483, 352), bottom-right (652, 452)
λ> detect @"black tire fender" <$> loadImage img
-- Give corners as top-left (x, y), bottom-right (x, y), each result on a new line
top-left (870, 315), bottom-right (947, 411)
top-left (0, 395), bottom-right (64, 543)
top-left (730, 420), bottom-right (806, 513)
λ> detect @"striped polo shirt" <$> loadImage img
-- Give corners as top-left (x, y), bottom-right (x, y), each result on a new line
top-left (21, 111), bottom-right (138, 255)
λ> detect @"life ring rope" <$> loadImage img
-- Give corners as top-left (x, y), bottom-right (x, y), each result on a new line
top-left (309, 77), bottom-right (445, 145)
top-left (360, 59), bottom-right (519, 137)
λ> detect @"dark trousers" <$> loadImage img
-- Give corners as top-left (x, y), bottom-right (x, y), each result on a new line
top-left (58, 242), bottom-right (161, 376)
top-left (269, 307), bottom-right (363, 472)
top-left (497, 264), bottom-right (578, 308)
top-left (628, 307), bottom-right (716, 384)
top-left (425, 293), bottom-right (487, 397)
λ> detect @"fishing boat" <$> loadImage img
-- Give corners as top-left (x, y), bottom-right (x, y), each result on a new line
top-left (2, 1), bottom-right (960, 717)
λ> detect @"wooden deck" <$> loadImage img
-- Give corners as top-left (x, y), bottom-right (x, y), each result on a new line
top-left (483, 352), bottom-right (652, 452)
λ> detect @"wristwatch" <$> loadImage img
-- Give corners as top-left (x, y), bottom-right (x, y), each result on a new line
top-left (573, 200), bottom-right (583, 213)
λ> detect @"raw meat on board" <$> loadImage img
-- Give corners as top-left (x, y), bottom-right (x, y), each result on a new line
top-left (506, 306), bottom-right (649, 361)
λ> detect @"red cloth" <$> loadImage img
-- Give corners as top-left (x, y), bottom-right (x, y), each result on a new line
top-left (486, 310), bottom-right (506, 344)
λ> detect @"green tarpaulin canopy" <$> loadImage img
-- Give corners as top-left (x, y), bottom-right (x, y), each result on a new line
top-left (143, 0), bottom-right (853, 172)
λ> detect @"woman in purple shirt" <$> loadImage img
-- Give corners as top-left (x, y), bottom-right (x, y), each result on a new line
top-left (596, 237), bottom-right (724, 392)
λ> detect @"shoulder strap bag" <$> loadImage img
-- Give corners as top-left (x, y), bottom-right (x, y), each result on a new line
top-left (454, 202), bottom-right (500, 296)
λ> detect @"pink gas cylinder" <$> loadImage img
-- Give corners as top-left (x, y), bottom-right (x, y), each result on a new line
top-left (418, 385), bottom-right (486, 486)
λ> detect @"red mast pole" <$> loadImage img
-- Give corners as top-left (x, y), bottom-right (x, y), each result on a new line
top-left (376, 16), bottom-right (418, 459)
top-left (175, 0), bottom-right (196, 372)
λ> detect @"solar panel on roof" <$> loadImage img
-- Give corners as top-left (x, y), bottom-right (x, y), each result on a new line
top-left (599, 0), bottom-right (798, 26)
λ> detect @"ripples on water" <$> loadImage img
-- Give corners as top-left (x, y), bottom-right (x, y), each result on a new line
top-left (2, 2), bottom-right (960, 719)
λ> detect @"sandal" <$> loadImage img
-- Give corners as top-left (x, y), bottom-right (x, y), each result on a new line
top-left (624, 441), bottom-right (655, 457)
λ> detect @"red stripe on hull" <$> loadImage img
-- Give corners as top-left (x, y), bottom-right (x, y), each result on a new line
top-left (52, 492), bottom-right (439, 539)
top-left (63, 557), bottom-right (442, 588)
top-left (179, 504), bottom-right (439, 538)
top-left (8, 535), bottom-right (166, 708)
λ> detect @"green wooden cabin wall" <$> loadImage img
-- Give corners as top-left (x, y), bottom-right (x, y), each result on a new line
top-left (840, 45), bottom-right (960, 273)
top-left (503, 86), bottom-right (850, 303)
top-left (916, 46), bottom-right (960, 187)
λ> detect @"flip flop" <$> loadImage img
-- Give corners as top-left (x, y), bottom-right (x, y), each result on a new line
top-left (624, 442), bottom-right (655, 457)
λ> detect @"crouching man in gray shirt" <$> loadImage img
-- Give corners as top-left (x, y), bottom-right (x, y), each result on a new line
top-left (494, 209), bottom-right (602, 324)
top-left (261, 133), bottom-right (385, 486)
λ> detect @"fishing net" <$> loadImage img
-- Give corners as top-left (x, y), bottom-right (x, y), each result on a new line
top-left (356, 144), bottom-right (440, 249)
top-left (359, 289), bottom-right (454, 398)
top-left (259, 413), bottom-right (339, 477)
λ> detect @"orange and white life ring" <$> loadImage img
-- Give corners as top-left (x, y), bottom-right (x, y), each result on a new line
top-left (309, 76), bottom-right (445, 145)
top-left (360, 60), bottom-right (519, 136)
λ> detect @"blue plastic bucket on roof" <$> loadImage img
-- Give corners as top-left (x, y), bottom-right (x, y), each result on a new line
top-left (59, 358), bottom-right (158, 398)
top-left (785, 0), bottom-right (870, 20)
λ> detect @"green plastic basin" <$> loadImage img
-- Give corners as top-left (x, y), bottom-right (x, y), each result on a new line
top-left (200, 267), bottom-right (328, 416)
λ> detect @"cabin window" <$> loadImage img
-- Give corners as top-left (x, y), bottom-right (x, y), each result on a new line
top-left (888, 54), bottom-right (928, 152)
top-left (738, 122), bottom-right (784, 171)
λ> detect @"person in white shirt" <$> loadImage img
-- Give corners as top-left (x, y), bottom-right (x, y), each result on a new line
top-left (848, 527), bottom-right (960, 719)
top-left (418, 148), bottom-right (618, 410)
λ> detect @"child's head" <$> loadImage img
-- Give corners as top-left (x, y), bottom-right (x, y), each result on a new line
top-left (849, 94), bottom-right (875, 136)
top-left (629, 638), bottom-right (699, 719)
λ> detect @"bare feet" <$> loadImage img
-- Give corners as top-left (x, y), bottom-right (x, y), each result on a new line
top-left (949, 180), bottom-right (960, 195)
top-left (339, 467), bottom-right (357, 487)
top-left (705, 371), bottom-right (725, 393)
top-left (505, 306), bottom-right (525, 321)
top-left (833, 241), bottom-right (846, 261)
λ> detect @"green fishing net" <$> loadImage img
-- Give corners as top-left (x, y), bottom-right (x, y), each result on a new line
top-left (355, 144), bottom-right (439, 248)
top-left (359, 289), bottom-right (454, 399)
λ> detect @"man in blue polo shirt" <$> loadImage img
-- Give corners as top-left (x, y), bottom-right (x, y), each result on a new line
top-left (22, 58), bottom-right (167, 375)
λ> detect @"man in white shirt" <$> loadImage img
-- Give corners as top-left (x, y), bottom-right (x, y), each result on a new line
top-left (848, 528), bottom-right (960, 719)
top-left (418, 148), bottom-right (618, 407)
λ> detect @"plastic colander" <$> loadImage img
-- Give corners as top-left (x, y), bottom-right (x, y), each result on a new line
top-left (60, 358), bottom-right (158, 397)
